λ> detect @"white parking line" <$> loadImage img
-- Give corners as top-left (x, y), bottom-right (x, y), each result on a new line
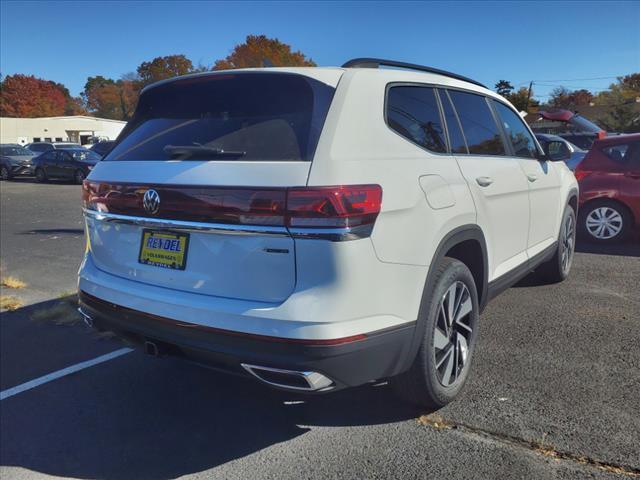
top-left (0, 347), bottom-right (133, 401)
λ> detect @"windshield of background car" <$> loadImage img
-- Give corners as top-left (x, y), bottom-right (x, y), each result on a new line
top-left (569, 115), bottom-right (603, 133)
top-left (103, 72), bottom-right (336, 162)
top-left (68, 150), bottom-right (101, 162)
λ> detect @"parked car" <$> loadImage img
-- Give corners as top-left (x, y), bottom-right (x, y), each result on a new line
top-left (77, 58), bottom-right (578, 408)
top-left (0, 144), bottom-right (37, 180)
top-left (535, 133), bottom-right (587, 171)
top-left (529, 109), bottom-right (607, 150)
top-left (575, 133), bottom-right (640, 243)
top-left (26, 142), bottom-right (84, 154)
top-left (33, 148), bottom-right (101, 184)
top-left (89, 140), bottom-right (116, 158)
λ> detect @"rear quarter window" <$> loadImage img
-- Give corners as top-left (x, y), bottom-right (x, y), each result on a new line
top-left (105, 73), bottom-right (335, 162)
top-left (386, 85), bottom-right (447, 153)
top-left (448, 90), bottom-right (506, 156)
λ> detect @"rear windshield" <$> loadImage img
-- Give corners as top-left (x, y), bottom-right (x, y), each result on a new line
top-left (104, 72), bottom-right (335, 162)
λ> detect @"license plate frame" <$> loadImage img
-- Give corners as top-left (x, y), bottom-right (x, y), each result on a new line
top-left (138, 229), bottom-right (190, 271)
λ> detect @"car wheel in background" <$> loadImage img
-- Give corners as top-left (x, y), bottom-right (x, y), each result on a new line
top-left (579, 199), bottom-right (631, 243)
top-left (74, 169), bottom-right (86, 185)
top-left (538, 206), bottom-right (576, 283)
top-left (393, 257), bottom-right (479, 409)
top-left (35, 168), bottom-right (48, 183)
top-left (0, 165), bottom-right (11, 181)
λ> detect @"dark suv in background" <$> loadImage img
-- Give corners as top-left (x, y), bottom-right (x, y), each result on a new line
top-left (33, 148), bottom-right (101, 184)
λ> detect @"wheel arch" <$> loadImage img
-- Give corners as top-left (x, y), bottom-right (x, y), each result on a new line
top-left (400, 224), bottom-right (488, 374)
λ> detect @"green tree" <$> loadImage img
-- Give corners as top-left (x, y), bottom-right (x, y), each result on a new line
top-left (137, 54), bottom-right (194, 87)
top-left (213, 35), bottom-right (316, 70)
top-left (495, 80), bottom-right (514, 97)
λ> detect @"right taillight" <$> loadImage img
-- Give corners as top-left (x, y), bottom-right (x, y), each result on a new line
top-left (286, 185), bottom-right (382, 228)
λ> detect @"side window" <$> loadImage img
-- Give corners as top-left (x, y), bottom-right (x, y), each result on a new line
top-left (493, 101), bottom-right (538, 158)
top-left (440, 90), bottom-right (468, 154)
top-left (386, 85), bottom-right (447, 153)
top-left (42, 151), bottom-right (56, 161)
top-left (602, 144), bottom-right (630, 163)
top-left (448, 90), bottom-right (506, 156)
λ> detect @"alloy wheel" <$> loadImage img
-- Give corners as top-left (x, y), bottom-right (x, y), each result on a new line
top-left (561, 212), bottom-right (575, 274)
top-left (0, 167), bottom-right (9, 180)
top-left (433, 281), bottom-right (473, 387)
top-left (586, 207), bottom-right (623, 240)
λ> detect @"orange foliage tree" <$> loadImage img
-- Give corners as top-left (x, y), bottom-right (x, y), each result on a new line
top-left (213, 35), bottom-right (316, 70)
top-left (0, 74), bottom-right (67, 117)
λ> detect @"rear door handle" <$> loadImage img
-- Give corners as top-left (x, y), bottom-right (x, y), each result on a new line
top-left (625, 172), bottom-right (640, 179)
top-left (527, 173), bottom-right (538, 182)
top-left (475, 176), bottom-right (494, 187)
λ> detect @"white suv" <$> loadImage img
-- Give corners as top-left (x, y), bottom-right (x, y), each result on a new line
top-left (78, 58), bottom-right (578, 407)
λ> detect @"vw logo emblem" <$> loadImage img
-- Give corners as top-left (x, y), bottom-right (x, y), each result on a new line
top-left (143, 189), bottom-right (160, 215)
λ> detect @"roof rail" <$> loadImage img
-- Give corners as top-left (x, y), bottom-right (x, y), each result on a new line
top-left (341, 58), bottom-right (487, 89)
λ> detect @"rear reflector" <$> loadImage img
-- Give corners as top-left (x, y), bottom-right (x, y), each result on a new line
top-left (83, 182), bottom-right (382, 239)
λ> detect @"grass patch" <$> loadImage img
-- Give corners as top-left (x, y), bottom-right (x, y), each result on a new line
top-left (0, 295), bottom-right (23, 311)
top-left (1, 276), bottom-right (27, 289)
top-left (31, 295), bottom-right (81, 325)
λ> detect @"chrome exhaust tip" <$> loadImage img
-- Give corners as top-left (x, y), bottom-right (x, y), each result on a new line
top-left (241, 364), bottom-right (334, 392)
top-left (77, 307), bottom-right (93, 328)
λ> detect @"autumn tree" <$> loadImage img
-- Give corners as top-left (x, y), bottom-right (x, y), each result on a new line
top-left (137, 54), bottom-right (194, 87)
top-left (51, 81), bottom-right (87, 115)
top-left (495, 80), bottom-right (514, 97)
top-left (82, 74), bottom-right (139, 120)
top-left (504, 87), bottom-right (539, 112)
top-left (593, 73), bottom-right (640, 132)
top-left (213, 35), bottom-right (316, 70)
top-left (0, 74), bottom-right (67, 117)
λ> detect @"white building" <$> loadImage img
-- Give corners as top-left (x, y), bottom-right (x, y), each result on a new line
top-left (0, 116), bottom-right (127, 145)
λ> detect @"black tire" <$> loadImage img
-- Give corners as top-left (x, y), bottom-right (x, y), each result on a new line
top-left (0, 165), bottom-right (11, 181)
top-left (392, 257), bottom-right (480, 409)
top-left (579, 199), bottom-right (631, 244)
top-left (35, 168), bottom-right (47, 183)
top-left (74, 169), bottom-right (85, 185)
top-left (537, 206), bottom-right (576, 283)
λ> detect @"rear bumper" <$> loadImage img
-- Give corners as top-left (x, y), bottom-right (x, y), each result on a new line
top-left (78, 290), bottom-right (416, 391)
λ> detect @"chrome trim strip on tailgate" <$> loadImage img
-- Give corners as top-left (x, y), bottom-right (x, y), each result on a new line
top-left (83, 209), bottom-right (289, 236)
top-left (84, 209), bottom-right (371, 241)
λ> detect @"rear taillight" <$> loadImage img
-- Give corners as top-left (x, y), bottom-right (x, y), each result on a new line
top-left (83, 181), bottom-right (382, 240)
top-left (287, 185), bottom-right (382, 229)
top-left (573, 164), bottom-right (591, 182)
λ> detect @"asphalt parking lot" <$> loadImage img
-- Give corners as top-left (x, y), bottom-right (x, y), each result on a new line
top-left (1, 179), bottom-right (639, 479)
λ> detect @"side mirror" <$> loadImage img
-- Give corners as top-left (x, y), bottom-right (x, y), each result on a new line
top-left (543, 141), bottom-right (572, 161)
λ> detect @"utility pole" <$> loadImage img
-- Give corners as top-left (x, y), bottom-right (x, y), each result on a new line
top-left (526, 81), bottom-right (534, 112)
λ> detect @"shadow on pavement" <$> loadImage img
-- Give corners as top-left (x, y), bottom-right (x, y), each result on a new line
top-left (19, 228), bottom-right (84, 235)
top-left (1, 301), bottom-right (423, 480)
top-left (575, 237), bottom-right (640, 257)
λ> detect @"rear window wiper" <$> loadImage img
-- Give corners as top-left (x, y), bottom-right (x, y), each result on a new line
top-left (163, 145), bottom-right (247, 160)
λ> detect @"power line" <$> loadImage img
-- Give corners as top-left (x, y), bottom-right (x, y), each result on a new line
top-left (530, 75), bottom-right (625, 82)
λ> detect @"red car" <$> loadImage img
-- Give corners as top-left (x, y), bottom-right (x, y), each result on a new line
top-left (575, 133), bottom-right (640, 243)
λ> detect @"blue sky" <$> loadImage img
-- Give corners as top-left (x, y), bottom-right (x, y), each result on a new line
top-left (1, 1), bottom-right (639, 100)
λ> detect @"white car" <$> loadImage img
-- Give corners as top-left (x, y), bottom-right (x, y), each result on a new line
top-left (78, 58), bottom-right (578, 407)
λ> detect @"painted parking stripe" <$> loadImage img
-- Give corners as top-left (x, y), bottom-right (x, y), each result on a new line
top-left (0, 347), bottom-right (133, 401)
